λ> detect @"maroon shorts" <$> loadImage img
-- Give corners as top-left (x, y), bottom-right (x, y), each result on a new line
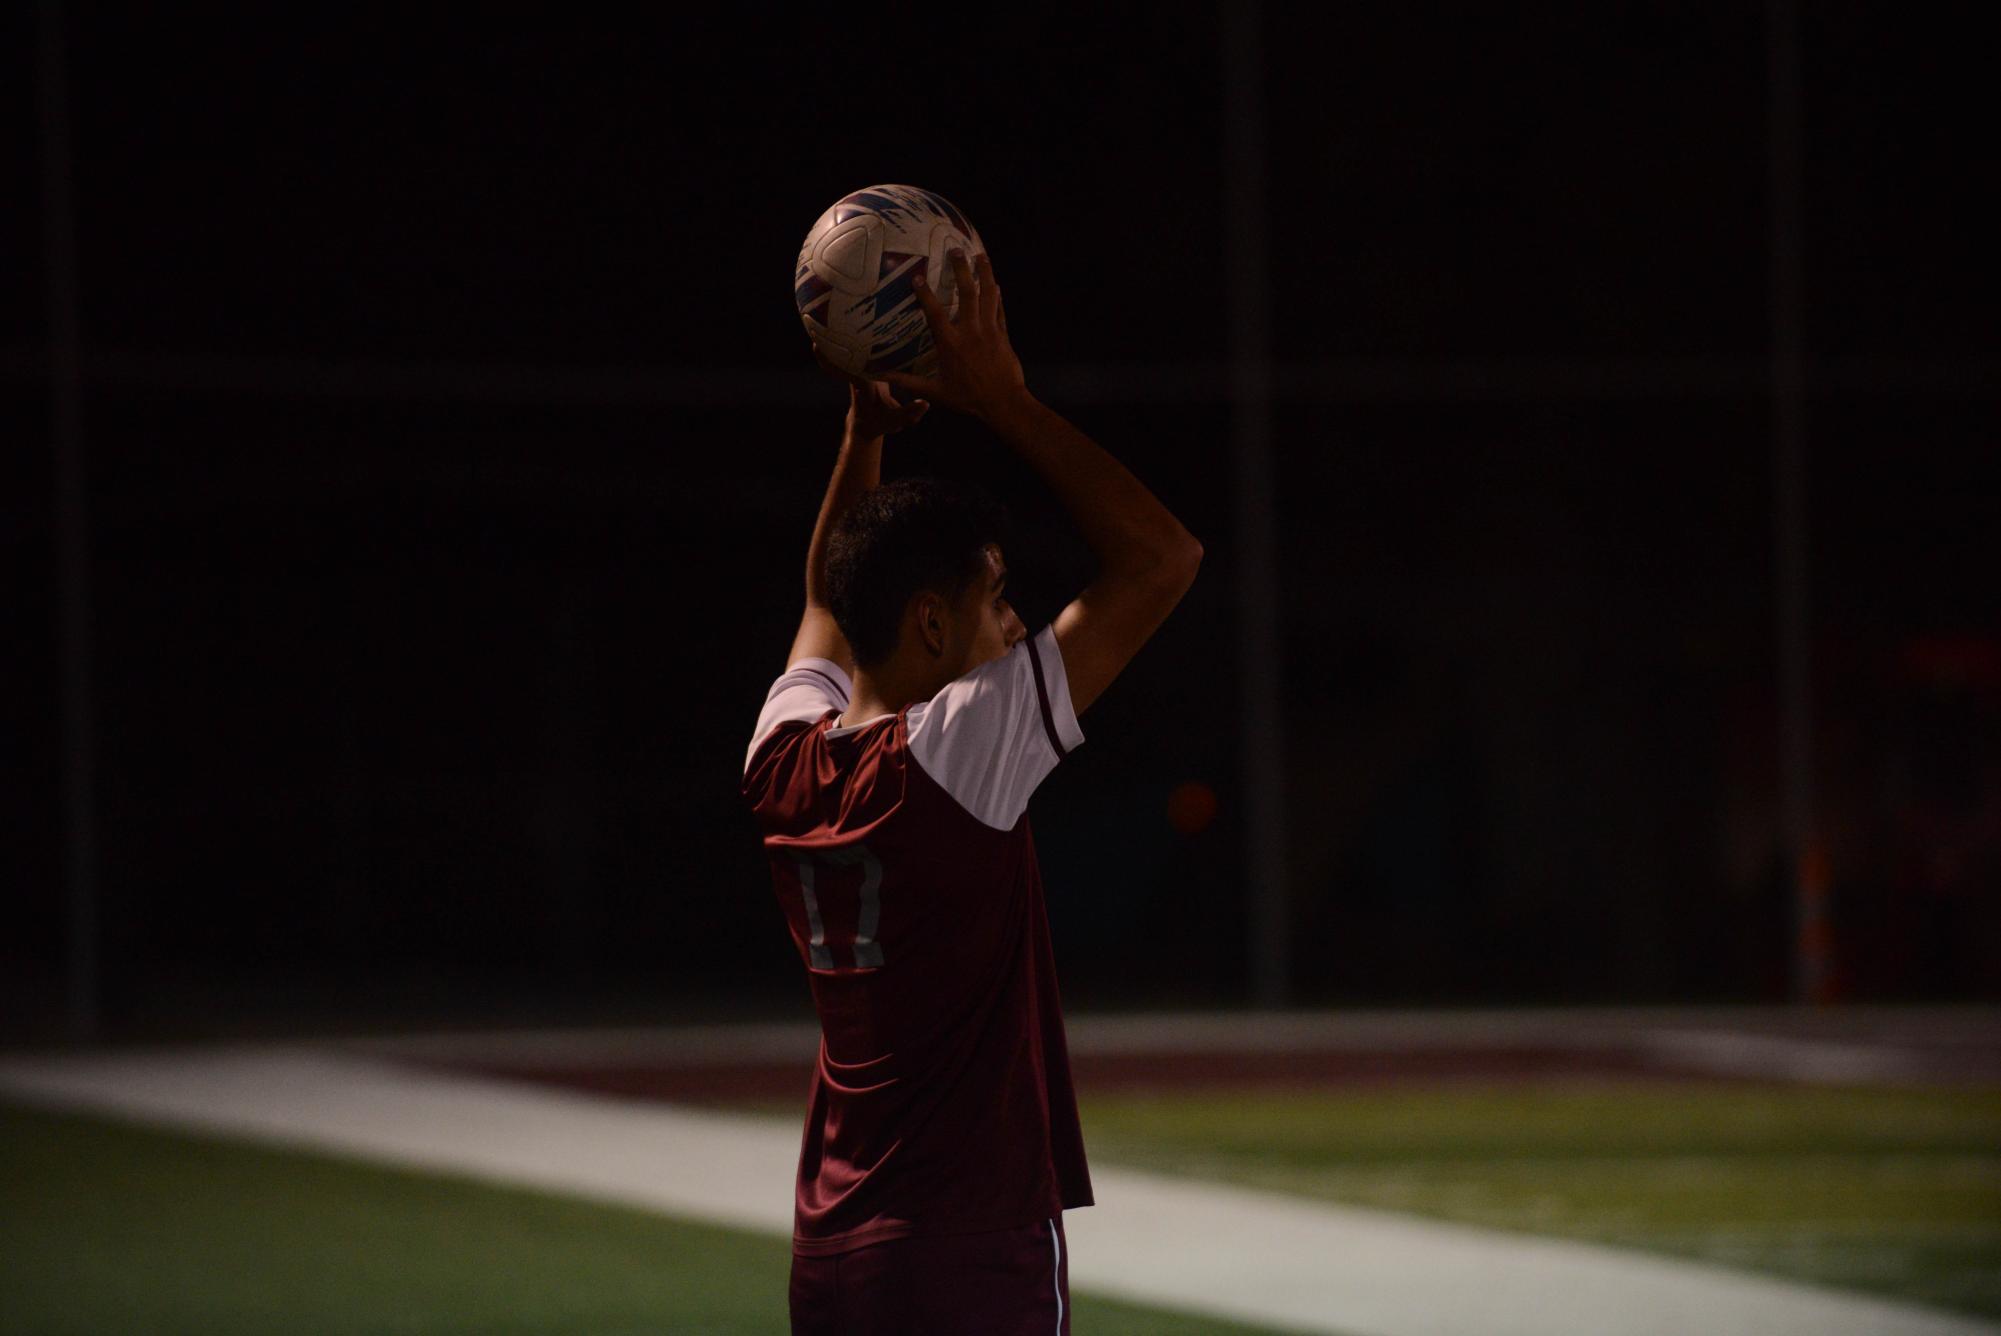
top-left (789, 1215), bottom-right (1070, 1335)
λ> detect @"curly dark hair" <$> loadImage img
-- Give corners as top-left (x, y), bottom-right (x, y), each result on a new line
top-left (826, 477), bottom-right (1010, 668)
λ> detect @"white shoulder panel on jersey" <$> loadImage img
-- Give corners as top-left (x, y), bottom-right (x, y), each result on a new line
top-left (745, 657), bottom-right (853, 774)
top-left (905, 623), bottom-right (1085, 831)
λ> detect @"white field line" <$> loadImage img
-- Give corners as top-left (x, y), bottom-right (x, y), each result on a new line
top-left (1636, 1029), bottom-right (1938, 1084)
top-left (0, 1047), bottom-right (796, 1238)
top-left (3, 1047), bottom-right (1997, 1336)
top-left (1065, 1176), bottom-right (1999, 1336)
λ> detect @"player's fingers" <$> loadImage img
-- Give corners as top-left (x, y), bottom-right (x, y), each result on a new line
top-left (947, 248), bottom-right (978, 322)
top-left (874, 381), bottom-right (928, 423)
top-left (909, 264), bottom-right (952, 339)
top-left (974, 252), bottom-right (1001, 329)
top-left (879, 370), bottom-right (946, 401)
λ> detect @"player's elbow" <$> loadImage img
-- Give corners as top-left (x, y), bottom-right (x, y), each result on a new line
top-left (1166, 533), bottom-right (1203, 589)
top-left (1105, 530), bottom-right (1202, 595)
top-left (1136, 535), bottom-right (1202, 606)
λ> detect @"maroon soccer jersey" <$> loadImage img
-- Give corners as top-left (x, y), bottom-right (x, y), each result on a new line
top-left (740, 624), bottom-right (1094, 1256)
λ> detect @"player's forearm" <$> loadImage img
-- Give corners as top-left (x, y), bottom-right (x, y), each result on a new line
top-left (983, 392), bottom-right (1199, 578)
top-left (804, 424), bottom-right (882, 608)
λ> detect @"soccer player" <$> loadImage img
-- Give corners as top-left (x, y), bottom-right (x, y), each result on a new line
top-left (741, 249), bottom-right (1203, 1334)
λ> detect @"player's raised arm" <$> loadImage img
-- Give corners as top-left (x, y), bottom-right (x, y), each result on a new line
top-left (786, 354), bottom-right (931, 671)
top-left (881, 251), bottom-right (1201, 715)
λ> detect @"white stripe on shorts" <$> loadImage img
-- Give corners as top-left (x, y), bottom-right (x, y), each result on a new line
top-left (1048, 1216), bottom-right (1063, 1335)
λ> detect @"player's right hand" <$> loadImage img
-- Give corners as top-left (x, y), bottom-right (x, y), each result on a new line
top-left (879, 250), bottom-right (1030, 424)
top-left (810, 340), bottom-right (931, 438)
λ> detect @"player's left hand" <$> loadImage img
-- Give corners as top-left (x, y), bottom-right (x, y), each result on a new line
top-left (813, 340), bottom-right (930, 438)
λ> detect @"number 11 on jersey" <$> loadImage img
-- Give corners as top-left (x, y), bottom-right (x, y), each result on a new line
top-left (789, 844), bottom-right (884, 971)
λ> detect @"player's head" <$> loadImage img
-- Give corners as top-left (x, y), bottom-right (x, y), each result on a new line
top-left (827, 477), bottom-right (1025, 678)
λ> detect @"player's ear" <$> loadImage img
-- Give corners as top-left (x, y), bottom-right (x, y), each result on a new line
top-left (914, 591), bottom-right (947, 657)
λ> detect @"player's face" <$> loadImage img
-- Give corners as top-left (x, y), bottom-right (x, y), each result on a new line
top-left (956, 543), bottom-right (1025, 673)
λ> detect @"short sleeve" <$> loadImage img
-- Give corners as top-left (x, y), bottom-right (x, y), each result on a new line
top-left (745, 657), bottom-right (852, 774)
top-left (905, 623), bottom-right (1085, 830)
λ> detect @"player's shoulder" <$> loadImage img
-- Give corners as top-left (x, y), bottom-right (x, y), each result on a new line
top-left (916, 625), bottom-right (1078, 745)
top-left (747, 699), bottom-right (905, 793)
top-left (763, 657), bottom-right (854, 711)
top-left (903, 624), bottom-right (1083, 830)
top-left (744, 709), bottom-right (828, 778)
top-left (745, 656), bottom-right (854, 776)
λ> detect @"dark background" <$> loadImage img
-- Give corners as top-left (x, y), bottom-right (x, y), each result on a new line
top-left (6, 3), bottom-right (1997, 1042)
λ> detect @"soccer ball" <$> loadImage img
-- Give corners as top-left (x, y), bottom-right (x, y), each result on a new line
top-left (794, 184), bottom-right (985, 379)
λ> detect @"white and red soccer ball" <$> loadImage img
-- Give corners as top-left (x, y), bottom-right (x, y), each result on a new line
top-left (794, 184), bottom-right (985, 379)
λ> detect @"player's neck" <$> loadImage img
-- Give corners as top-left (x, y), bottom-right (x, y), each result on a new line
top-left (844, 657), bottom-right (955, 728)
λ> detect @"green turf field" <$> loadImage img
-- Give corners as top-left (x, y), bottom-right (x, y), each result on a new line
top-left (0, 1100), bottom-right (1293, 1336)
top-left (1079, 1083), bottom-right (2001, 1321)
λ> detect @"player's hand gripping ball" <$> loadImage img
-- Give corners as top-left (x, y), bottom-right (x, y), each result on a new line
top-left (794, 185), bottom-right (984, 379)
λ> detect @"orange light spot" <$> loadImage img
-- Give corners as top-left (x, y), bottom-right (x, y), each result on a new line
top-left (1167, 781), bottom-right (1218, 835)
